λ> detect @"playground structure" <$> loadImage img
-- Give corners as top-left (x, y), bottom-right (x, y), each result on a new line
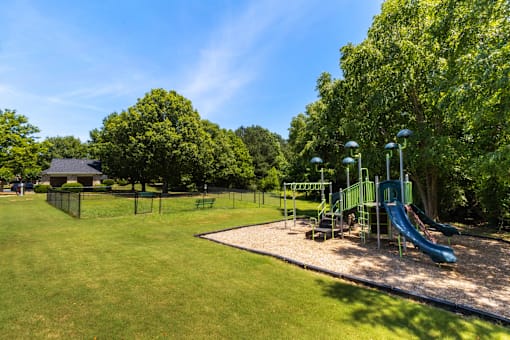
top-left (283, 181), bottom-right (333, 234)
top-left (285, 130), bottom-right (459, 264)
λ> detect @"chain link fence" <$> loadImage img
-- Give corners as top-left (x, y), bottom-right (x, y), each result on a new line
top-left (46, 187), bottom-right (282, 218)
top-left (207, 186), bottom-right (282, 209)
top-left (47, 189), bottom-right (81, 218)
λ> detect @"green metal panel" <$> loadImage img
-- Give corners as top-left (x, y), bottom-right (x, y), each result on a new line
top-left (364, 181), bottom-right (376, 203)
top-left (405, 181), bottom-right (413, 204)
top-left (341, 180), bottom-right (375, 211)
top-left (342, 183), bottom-right (360, 210)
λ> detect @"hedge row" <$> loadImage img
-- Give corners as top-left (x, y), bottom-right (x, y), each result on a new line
top-left (34, 183), bottom-right (113, 193)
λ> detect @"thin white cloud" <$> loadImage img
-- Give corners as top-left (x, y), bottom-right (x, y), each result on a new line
top-left (181, 0), bottom-right (312, 118)
top-left (0, 0), bottom-right (383, 141)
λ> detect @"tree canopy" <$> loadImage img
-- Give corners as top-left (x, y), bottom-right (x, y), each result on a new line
top-left (202, 121), bottom-right (255, 188)
top-left (40, 136), bottom-right (90, 170)
top-left (235, 125), bottom-right (287, 189)
top-left (0, 109), bottom-right (47, 183)
top-left (91, 89), bottom-right (256, 192)
top-left (289, 0), bottom-right (509, 222)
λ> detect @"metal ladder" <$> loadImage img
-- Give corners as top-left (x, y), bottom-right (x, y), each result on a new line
top-left (358, 204), bottom-right (370, 243)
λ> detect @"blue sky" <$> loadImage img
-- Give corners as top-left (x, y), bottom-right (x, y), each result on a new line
top-left (0, 0), bottom-right (383, 142)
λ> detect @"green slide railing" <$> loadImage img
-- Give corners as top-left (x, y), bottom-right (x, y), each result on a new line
top-left (341, 181), bottom-right (375, 211)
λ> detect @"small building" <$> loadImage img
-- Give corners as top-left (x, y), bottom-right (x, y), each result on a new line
top-left (41, 159), bottom-right (103, 187)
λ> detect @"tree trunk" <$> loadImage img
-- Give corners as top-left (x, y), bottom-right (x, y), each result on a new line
top-left (162, 181), bottom-right (169, 194)
top-left (428, 172), bottom-right (439, 220)
top-left (412, 168), bottom-right (439, 220)
top-left (414, 176), bottom-right (427, 211)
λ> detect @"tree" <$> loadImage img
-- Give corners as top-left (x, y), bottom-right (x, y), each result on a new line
top-left (260, 167), bottom-right (280, 191)
top-left (286, 113), bottom-right (310, 183)
top-left (288, 76), bottom-right (358, 186)
top-left (40, 136), bottom-right (90, 169)
top-left (290, 0), bottom-right (509, 221)
top-left (430, 0), bottom-right (510, 222)
top-left (235, 125), bottom-right (287, 187)
top-left (131, 89), bottom-right (212, 192)
top-left (202, 121), bottom-right (255, 188)
top-left (336, 0), bottom-right (466, 219)
top-left (0, 109), bottom-right (47, 186)
top-left (90, 110), bottom-right (148, 190)
top-left (92, 89), bottom-right (213, 192)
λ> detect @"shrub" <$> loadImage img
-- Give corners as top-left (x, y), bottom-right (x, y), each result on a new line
top-left (34, 184), bottom-right (51, 193)
top-left (102, 179), bottom-right (115, 186)
top-left (93, 185), bottom-right (111, 192)
top-left (61, 182), bottom-right (83, 193)
top-left (116, 179), bottom-right (129, 186)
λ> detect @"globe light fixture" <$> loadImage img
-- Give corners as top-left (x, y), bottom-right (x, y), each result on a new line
top-left (396, 129), bottom-right (413, 203)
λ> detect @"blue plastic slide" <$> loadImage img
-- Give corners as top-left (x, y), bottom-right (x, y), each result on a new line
top-left (384, 201), bottom-right (457, 263)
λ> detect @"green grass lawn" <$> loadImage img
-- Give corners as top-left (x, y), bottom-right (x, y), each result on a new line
top-left (0, 195), bottom-right (509, 339)
top-left (79, 190), bottom-right (317, 219)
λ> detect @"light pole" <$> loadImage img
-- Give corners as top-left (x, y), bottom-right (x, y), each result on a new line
top-left (384, 142), bottom-right (399, 181)
top-left (344, 141), bottom-right (362, 205)
top-left (310, 156), bottom-right (324, 201)
top-left (342, 156), bottom-right (356, 188)
top-left (396, 129), bottom-right (412, 203)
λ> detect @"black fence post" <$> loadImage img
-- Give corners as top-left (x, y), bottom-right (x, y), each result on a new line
top-left (78, 192), bottom-right (81, 218)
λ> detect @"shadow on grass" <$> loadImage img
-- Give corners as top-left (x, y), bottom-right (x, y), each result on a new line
top-left (294, 208), bottom-right (318, 217)
top-left (316, 278), bottom-right (506, 338)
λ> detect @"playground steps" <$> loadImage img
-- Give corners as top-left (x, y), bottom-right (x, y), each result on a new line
top-left (306, 212), bottom-right (352, 241)
top-left (319, 216), bottom-right (334, 228)
top-left (368, 208), bottom-right (390, 235)
top-left (305, 227), bottom-right (340, 241)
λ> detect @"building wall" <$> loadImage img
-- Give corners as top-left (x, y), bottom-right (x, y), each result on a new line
top-left (40, 174), bottom-right (102, 187)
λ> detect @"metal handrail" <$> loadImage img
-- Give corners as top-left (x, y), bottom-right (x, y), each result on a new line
top-left (317, 199), bottom-right (328, 221)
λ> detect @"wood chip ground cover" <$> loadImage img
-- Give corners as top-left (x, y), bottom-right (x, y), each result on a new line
top-left (203, 220), bottom-right (510, 319)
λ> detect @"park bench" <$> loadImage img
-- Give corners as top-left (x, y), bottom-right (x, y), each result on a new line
top-left (195, 197), bottom-right (216, 208)
top-left (137, 191), bottom-right (156, 198)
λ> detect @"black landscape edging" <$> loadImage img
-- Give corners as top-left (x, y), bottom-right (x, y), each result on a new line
top-left (198, 228), bottom-right (510, 327)
top-left (460, 232), bottom-right (510, 245)
top-left (195, 219), bottom-right (289, 238)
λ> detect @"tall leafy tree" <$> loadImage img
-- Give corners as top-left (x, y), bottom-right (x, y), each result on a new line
top-left (40, 136), bottom-right (90, 169)
top-left (90, 109), bottom-right (149, 190)
top-left (202, 121), bottom-right (255, 188)
top-left (431, 0), bottom-right (510, 222)
top-left (235, 125), bottom-right (287, 186)
top-left (0, 109), bottom-right (47, 184)
top-left (131, 89), bottom-right (212, 192)
top-left (287, 113), bottom-right (310, 183)
top-left (337, 0), bottom-right (460, 218)
top-left (92, 89), bottom-right (213, 192)
top-left (290, 0), bottom-right (509, 221)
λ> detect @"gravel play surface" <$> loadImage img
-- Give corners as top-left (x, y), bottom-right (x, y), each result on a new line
top-left (203, 220), bottom-right (510, 319)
